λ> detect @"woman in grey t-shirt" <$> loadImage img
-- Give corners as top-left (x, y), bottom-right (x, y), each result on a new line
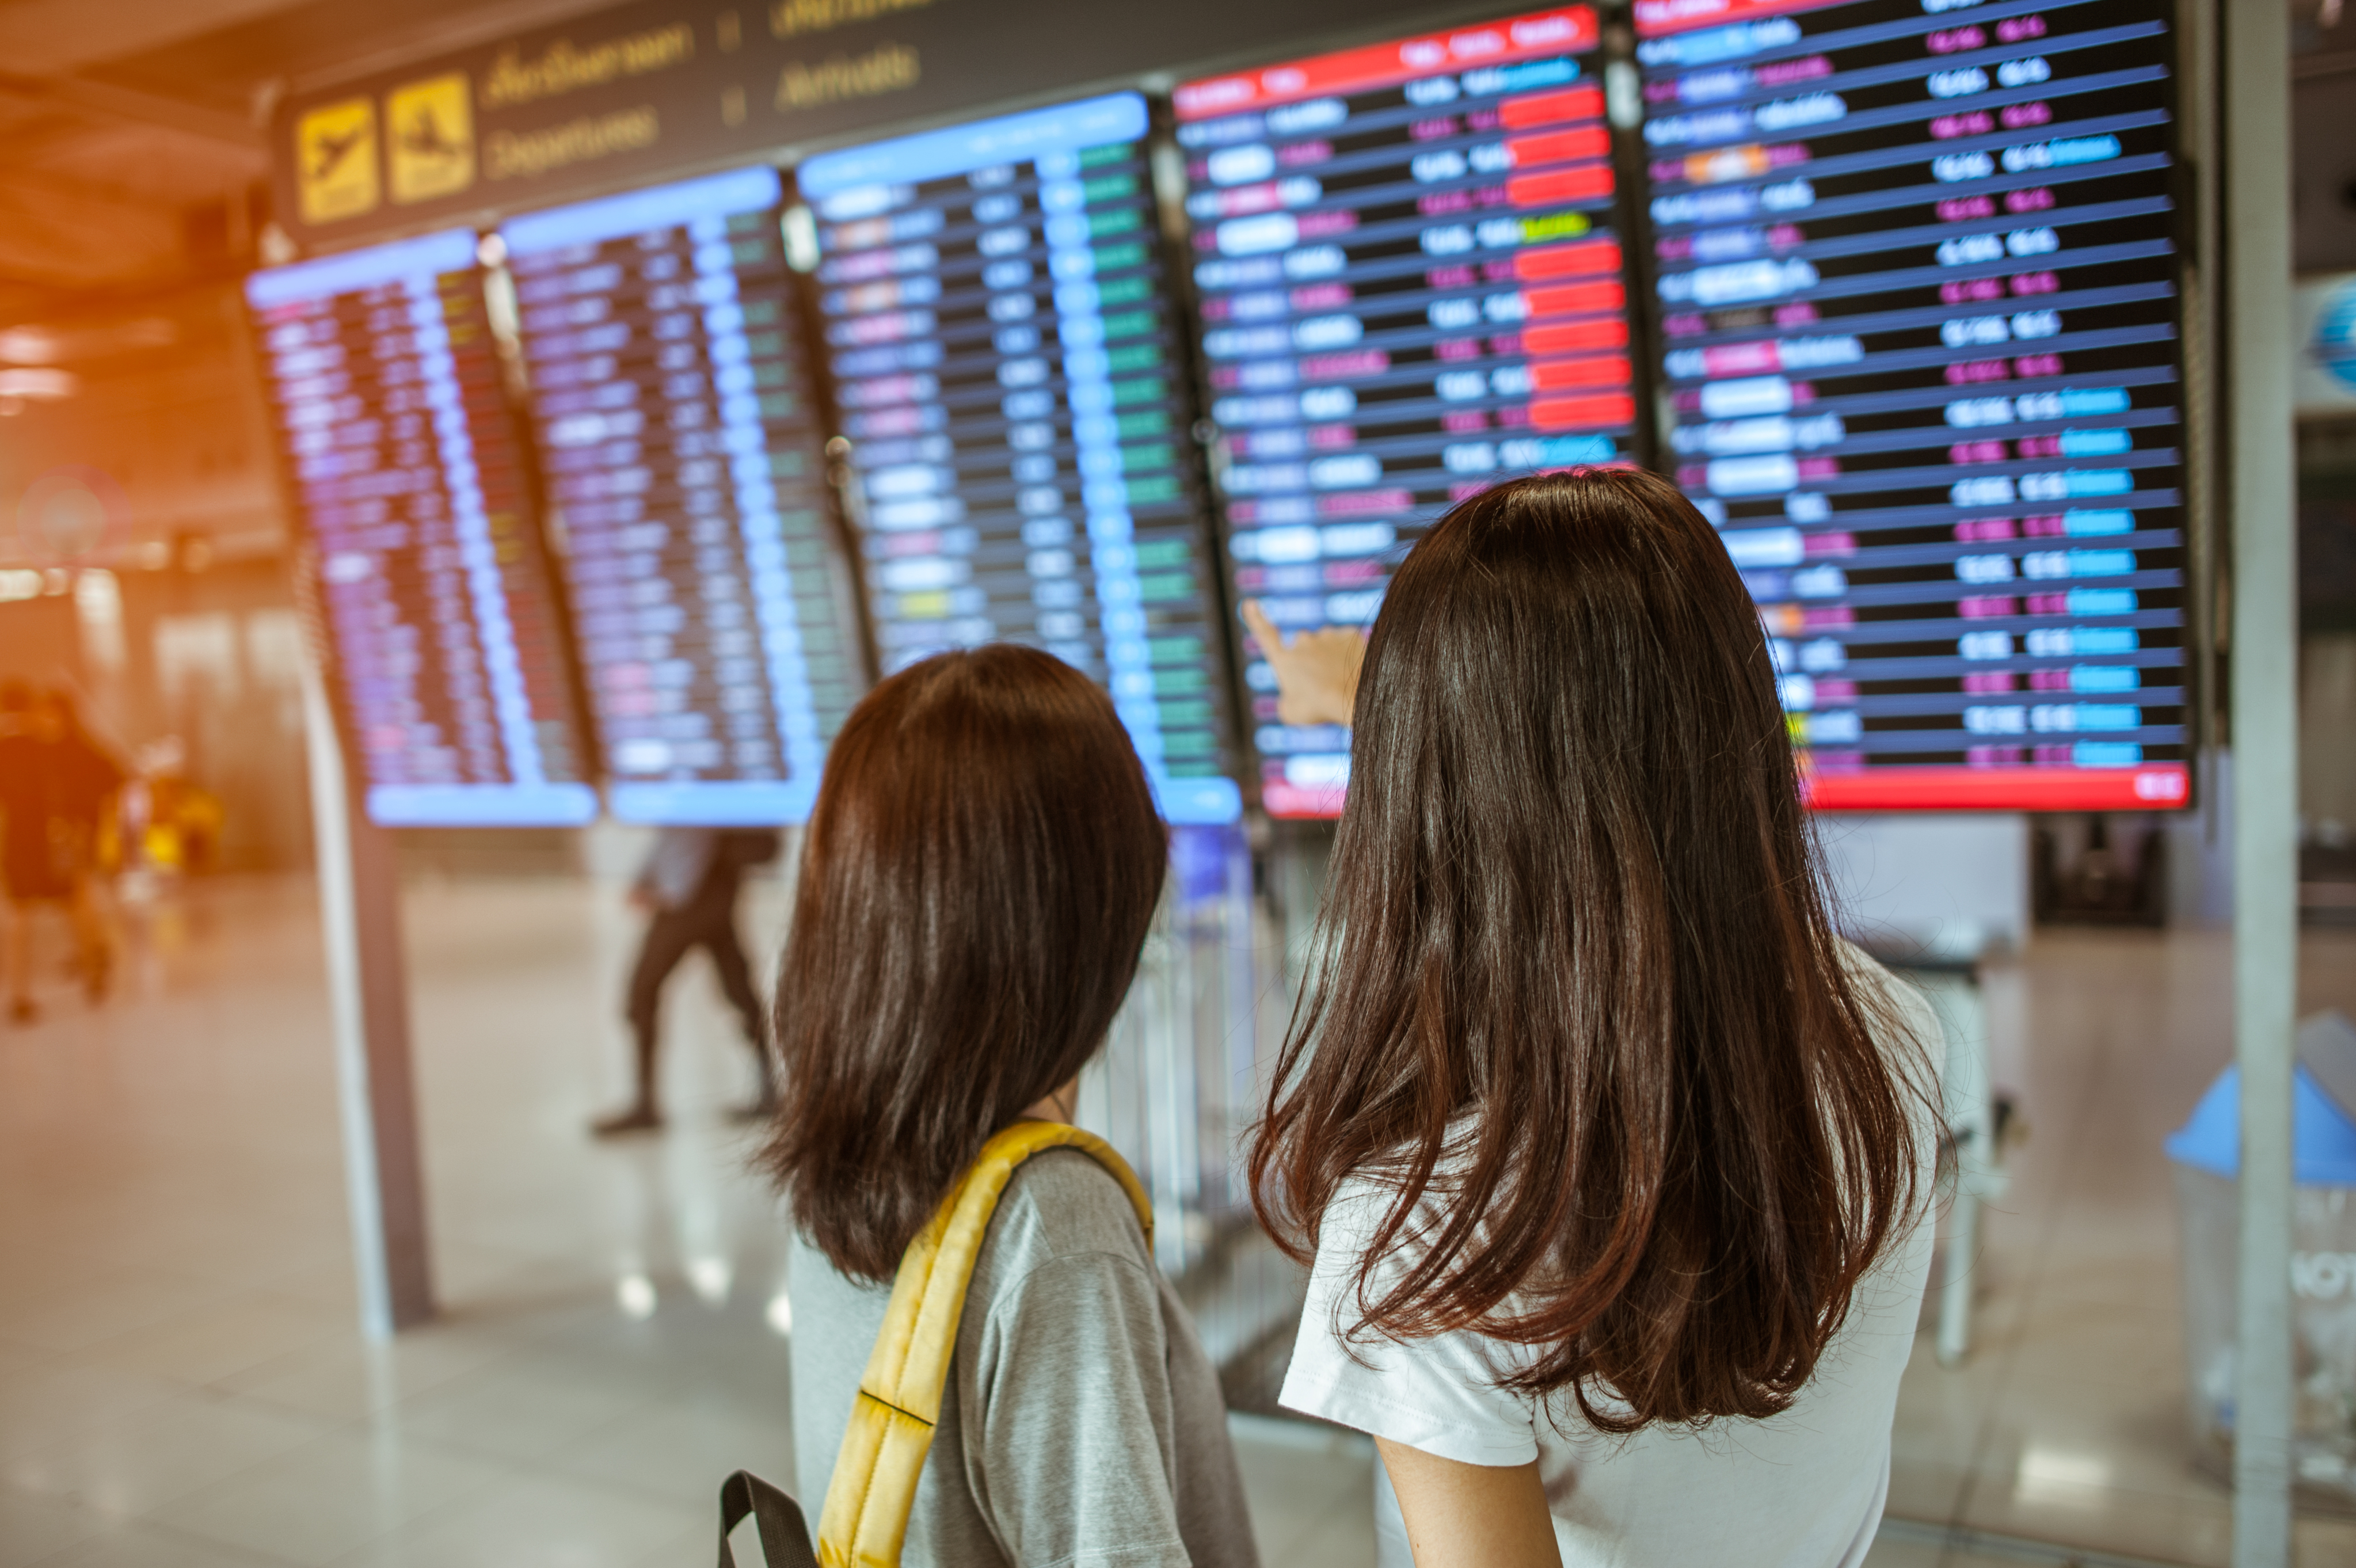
top-left (759, 645), bottom-right (1258, 1568)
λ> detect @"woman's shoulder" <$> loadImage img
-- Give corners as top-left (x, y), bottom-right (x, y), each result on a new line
top-left (1832, 938), bottom-right (1946, 1094)
top-left (979, 1144), bottom-right (1155, 1285)
top-left (1307, 1152), bottom-right (1467, 1278)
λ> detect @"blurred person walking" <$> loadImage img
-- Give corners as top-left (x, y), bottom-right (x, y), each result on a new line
top-left (37, 687), bottom-right (123, 1003)
top-left (592, 825), bottom-right (779, 1136)
top-left (0, 682), bottom-right (51, 1023)
top-left (0, 684), bottom-right (123, 1021)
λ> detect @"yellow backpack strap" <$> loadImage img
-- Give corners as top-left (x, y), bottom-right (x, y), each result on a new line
top-left (816, 1121), bottom-right (1151, 1568)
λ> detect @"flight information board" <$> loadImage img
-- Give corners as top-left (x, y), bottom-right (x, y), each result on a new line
top-left (1635, 0), bottom-right (2192, 810)
top-left (799, 93), bottom-right (1243, 826)
top-left (501, 167), bottom-right (864, 825)
top-left (1177, 6), bottom-right (1636, 818)
top-left (246, 230), bottom-right (597, 828)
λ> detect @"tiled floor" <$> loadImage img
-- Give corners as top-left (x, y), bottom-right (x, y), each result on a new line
top-left (1, 870), bottom-right (2353, 1566)
top-left (1874, 927), bottom-right (2356, 1567)
top-left (0, 870), bottom-right (1380, 1568)
top-left (0, 873), bottom-right (795, 1568)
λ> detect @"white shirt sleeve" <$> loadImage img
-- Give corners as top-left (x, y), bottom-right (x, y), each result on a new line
top-left (1277, 1178), bottom-right (1541, 1467)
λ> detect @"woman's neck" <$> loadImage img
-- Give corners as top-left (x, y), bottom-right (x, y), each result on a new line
top-left (1021, 1076), bottom-right (1080, 1124)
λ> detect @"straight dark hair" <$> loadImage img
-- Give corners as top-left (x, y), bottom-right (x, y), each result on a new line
top-left (761, 645), bottom-right (1167, 1282)
top-left (1249, 468), bottom-right (1925, 1433)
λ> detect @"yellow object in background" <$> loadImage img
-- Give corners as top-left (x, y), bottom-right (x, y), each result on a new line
top-left (141, 779), bottom-right (224, 875)
top-left (896, 591), bottom-right (950, 620)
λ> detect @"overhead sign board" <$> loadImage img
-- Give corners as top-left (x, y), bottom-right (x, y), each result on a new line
top-left (271, 0), bottom-right (1467, 249)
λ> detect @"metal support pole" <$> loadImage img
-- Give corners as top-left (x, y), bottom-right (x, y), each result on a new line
top-left (2225, 0), bottom-right (2298, 1558)
top-left (300, 646), bottom-right (435, 1338)
top-left (1925, 965), bottom-right (2001, 1368)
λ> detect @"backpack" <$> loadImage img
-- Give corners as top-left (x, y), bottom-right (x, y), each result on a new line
top-left (718, 1122), bottom-right (1152, 1568)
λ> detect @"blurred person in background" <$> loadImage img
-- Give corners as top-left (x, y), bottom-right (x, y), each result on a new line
top-left (592, 825), bottom-right (780, 1136)
top-left (0, 682), bottom-right (49, 1023)
top-left (37, 687), bottom-right (124, 1004)
top-left (0, 683), bottom-right (124, 1020)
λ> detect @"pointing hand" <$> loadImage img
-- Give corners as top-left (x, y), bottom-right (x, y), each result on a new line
top-left (1242, 600), bottom-right (1365, 729)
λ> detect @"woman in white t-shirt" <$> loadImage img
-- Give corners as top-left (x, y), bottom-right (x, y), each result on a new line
top-left (1243, 467), bottom-right (1943, 1568)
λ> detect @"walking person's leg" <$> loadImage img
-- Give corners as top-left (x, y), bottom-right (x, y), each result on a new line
top-left (3, 896), bottom-right (33, 1024)
top-left (68, 867), bottom-right (110, 1003)
top-left (594, 903), bottom-right (698, 1135)
top-left (692, 888), bottom-right (774, 1117)
top-left (3, 832), bottom-right (50, 1023)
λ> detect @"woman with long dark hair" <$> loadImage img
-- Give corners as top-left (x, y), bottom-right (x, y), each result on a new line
top-left (766, 644), bottom-right (1257, 1568)
top-left (1247, 469), bottom-right (1942, 1568)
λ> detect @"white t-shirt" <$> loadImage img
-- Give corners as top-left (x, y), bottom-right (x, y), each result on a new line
top-left (1280, 947), bottom-right (1943, 1568)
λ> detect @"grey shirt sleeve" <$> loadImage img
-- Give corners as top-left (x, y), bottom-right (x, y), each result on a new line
top-left (966, 1248), bottom-right (1192, 1566)
top-left (950, 1153), bottom-right (1259, 1568)
top-left (791, 1151), bottom-right (1259, 1568)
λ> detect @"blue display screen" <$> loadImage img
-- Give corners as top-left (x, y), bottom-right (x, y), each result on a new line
top-left (1633, 0), bottom-right (2192, 812)
top-left (800, 94), bottom-right (1244, 827)
top-left (247, 230), bottom-right (600, 828)
top-left (500, 168), bottom-right (866, 825)
top-left (1174, 8), bottom-right (1633, 820)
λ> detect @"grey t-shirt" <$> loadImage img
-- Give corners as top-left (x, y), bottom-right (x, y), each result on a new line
top-left (789, 1148), bottom-right (1261, 1568)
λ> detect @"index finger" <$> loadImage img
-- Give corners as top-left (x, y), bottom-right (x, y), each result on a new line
top-left (1240, 599), bottom-right (1282, 653)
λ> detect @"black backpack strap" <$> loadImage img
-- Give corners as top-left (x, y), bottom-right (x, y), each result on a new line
top-left (719, 1470), bottom-right (819, 1568)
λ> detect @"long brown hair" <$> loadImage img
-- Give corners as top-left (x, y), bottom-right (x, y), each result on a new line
top-left (761, 645), bottom-right (1167, 1282)
top-left (1249, 469), bottom-right (1925, 1432)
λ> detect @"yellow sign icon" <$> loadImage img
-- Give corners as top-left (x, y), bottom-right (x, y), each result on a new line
top-left (387, 73), bottom-right (475, 204)
top-left (294, 97), bottom-right (378, 224)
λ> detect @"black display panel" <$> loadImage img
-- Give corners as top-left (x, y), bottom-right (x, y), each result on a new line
top-left (798, 93), bottom-right (1243, 827)
top-left (1175, 6), bottom-right (1635, 818)
top-left (246, 230), bottom-right (597, 827)
top-left (1635, 0), bottom-right (2192, 810)
top-left (500, 168), bottom-right (864, 825)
